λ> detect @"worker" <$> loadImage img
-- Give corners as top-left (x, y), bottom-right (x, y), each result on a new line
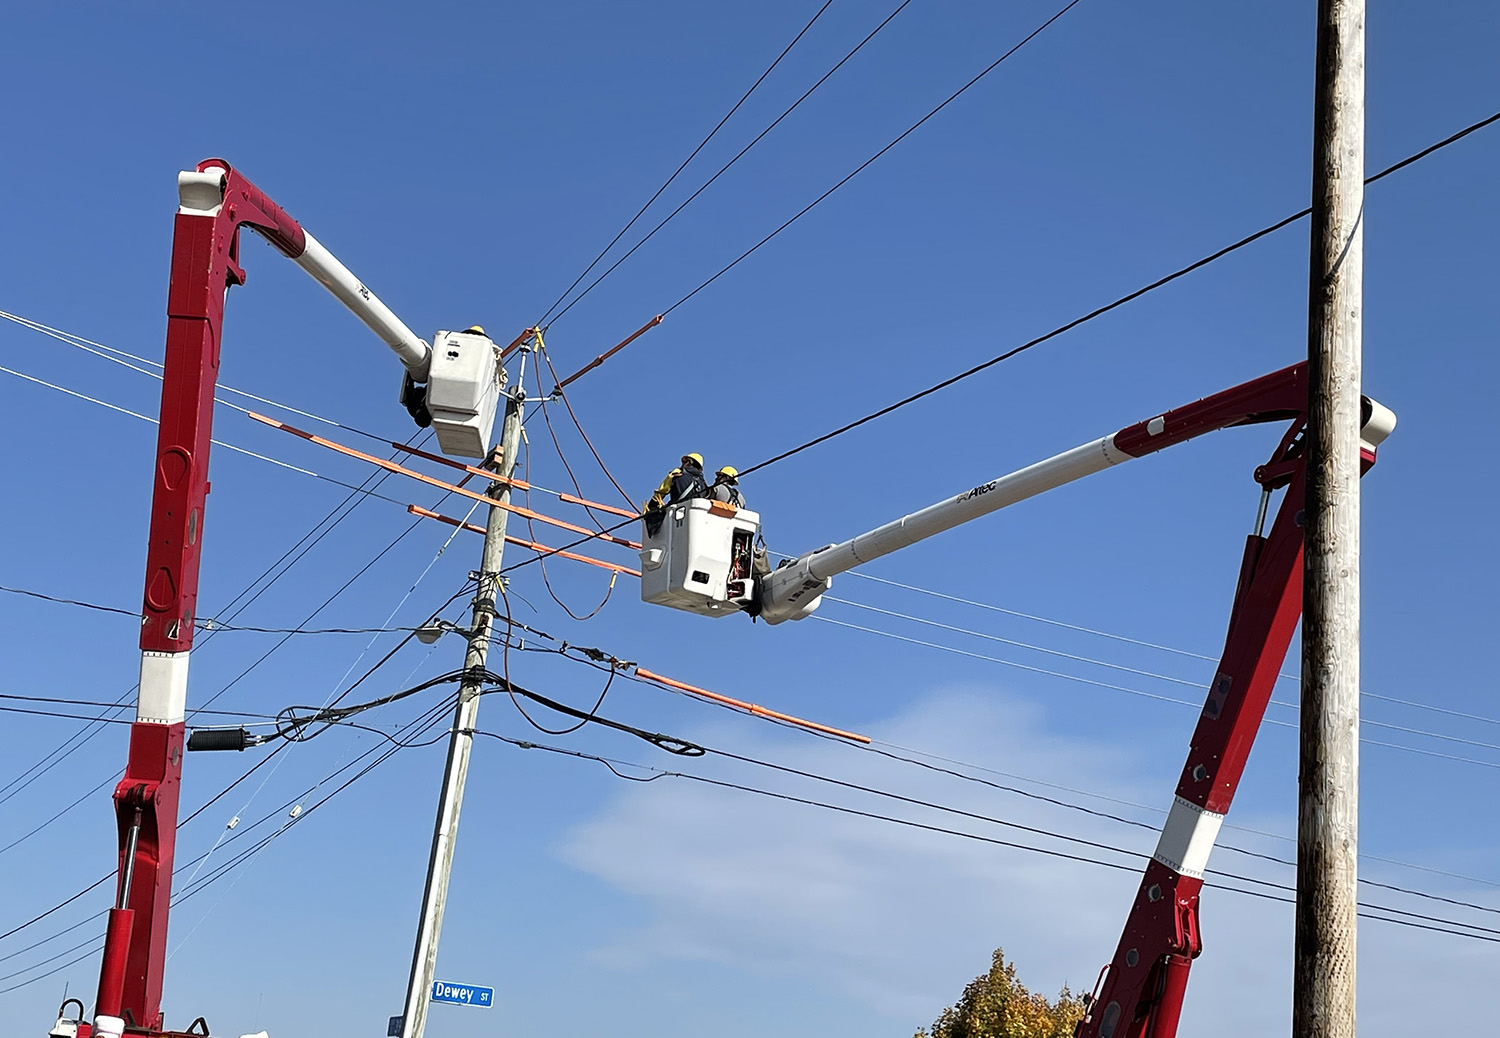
top-left (709, 466), bottom-right (770, 579)
top-left (644, 452), bottom-right (708, 535)
top-left (710, 465), bottom-right (746, 509)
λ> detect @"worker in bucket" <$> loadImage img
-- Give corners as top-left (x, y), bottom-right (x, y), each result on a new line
top-left (710, 465), bottom-right (746, 508)
top-left (710, 465), bottom-right (771, 578)
top-left (644, 452), bottom-right (709, 535)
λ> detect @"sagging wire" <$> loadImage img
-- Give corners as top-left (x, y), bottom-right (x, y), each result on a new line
top-left (533, 331), bottom-right (632, 521)
top-left (515, 328), bottom-right (623, 620)
top-left (477, 671), bottom-right (703, 758)
top-left (190, 579), bottom-right (480, 752)
top-left (536, 338), bottom-right (638, 507)
top-left (271, 671), bottom-right (468, 744)
top-left (493, 580), bottom-right (628, 738)
top-left (466, 731), bottom-right (1500, 946)
top-left (519, 403), bottom-right (618, 621)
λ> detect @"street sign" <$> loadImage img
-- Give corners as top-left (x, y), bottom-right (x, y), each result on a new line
top-left (430, 980), bottom-right (494, 1008)
top-left (387, 1016), bottom-right (402, 1036)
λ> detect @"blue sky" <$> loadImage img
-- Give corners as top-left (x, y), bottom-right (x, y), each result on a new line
top-left (1, 1), bottom-right (1497, 1034)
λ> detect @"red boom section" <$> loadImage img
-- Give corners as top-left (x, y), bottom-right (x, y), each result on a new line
top-left (102, 159), bottom-right (306, 1033)
top-left (1110, 362), bottom-right (1307, 460)
top-left (1077, 362), bottom-right (1382, 1038)
top-left (1076, 473), bottom-right (1306, 1038)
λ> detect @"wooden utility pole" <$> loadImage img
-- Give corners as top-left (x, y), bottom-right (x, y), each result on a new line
top-left (398, 387), bottom-right (524, 1038)
top-left (1296, 0), bottom-right (1364, 1035)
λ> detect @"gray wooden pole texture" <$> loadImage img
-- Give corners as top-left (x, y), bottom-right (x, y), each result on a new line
top-left (399, 389), bottom-right (524, 1038)
top-left (1295, 0), bottom-right (1365, 1035)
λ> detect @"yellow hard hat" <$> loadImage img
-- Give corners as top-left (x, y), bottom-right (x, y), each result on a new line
top-left (716, 465), bottom-right (738, 479)
top-left (682, 452), bottom-right (704, 466)
top-left (465, 325), bottom-right (486, 335)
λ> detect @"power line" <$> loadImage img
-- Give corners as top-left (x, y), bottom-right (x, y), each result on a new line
top-left (840, 567), bottom-right (1500, 731)
top-left (499, 682), bottom-right (1500, 924)
top-left (0, 425), bottom-right (431, 853)
top-left (545, 0), bottom-right (919, 326)
top-left (0, 308), bottom-right (390, 445)
top-left (0, 693), bottom-right (459, 992)
top-left (0, 583), bottom-right (430, 634)
top-left (536, 0), bottom-right (842, 324)
top-left (545, 630), bottom-right (1500, 894)
top-left (735, 108), bottom-right (1500, 478)
top-left (812, 613), bottom-right (1500, 771)
top-left (0, 459), bottom-right (471, 954)
top-left (473, 730), bottom-right (1500, 945)
top-left (819, 597), bottom-right (1500, 758)
top-left (656, 0), bottom-right (1084, 323)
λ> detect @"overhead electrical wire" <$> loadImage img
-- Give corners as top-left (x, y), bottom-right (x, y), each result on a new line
top-left (733, 108), bottom-right (1500, 478)
top-left (0, 744), bottom-right (296, 956)
top-left (493, 662), bottom-right (1500, 921)
top-left (5, 107), bottom-right (1497, 993)
top-left (659, 0), bottom-right (1083, 322)
top-left (0, 308), bottom-right (389, 445)
top-left (540, 626), bottom-right (1500, 893)
top-left (0, 422), bottom-right (436, 857)
top-left (544, 0), bottom-right (919, 326)
top-left (0, 349), bottom-right (642, 589)
top-left (511, 340), bottom-right (624, 620)
top-left (0, 583), bottom-right (437, 635)
top-left (818, 597), bottom-right (1500, 758)
top-left (812, 613), bottom-right (1500, 771)
top-left (471, 730), bottom-right (1500, 945)
top-left (840, 567), bottom-right (1500, 730)
top-left (0, 359), bottom-right (406, 503)
top-left (0, 690), bottom-right (461, 992)
top-left (2, 323), bottom-right (647, 535)
top-left (535, 343), bottom-right (641, 508)
top-left (505, 631), bottom-right (1500, 928)
top-left (536, 0), bottom-right (843, 325)
top-left (286, 617), bottom-right (1452, 926)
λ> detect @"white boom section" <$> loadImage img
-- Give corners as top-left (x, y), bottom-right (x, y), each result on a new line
top-left (293, 232), bottom-right (432, 381)
top-left (758, 434), bottom-right (1133, 624)
top-left (176, 167), bottom-right (432, 381)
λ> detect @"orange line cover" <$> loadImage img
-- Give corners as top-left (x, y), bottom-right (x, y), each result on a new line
top-left (391, 441), bottom-right (638, 519)
top-left (247, 412), bottom-right (640, 550)
top-left (408, 505), bottom-right (641, 577)
top-left (634, 667), bottom-right (869, 744)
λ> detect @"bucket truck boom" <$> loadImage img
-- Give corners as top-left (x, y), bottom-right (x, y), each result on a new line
top-left (71, 160), bottom-right (506, 1038)
top-left (640, 362), bottom-right (1395, 1038)
top-left (756, 363), bottom-right (1392, 624)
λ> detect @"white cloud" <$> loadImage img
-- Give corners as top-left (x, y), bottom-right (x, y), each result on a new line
top-left (559, 687), bottom-right (1497, 1034)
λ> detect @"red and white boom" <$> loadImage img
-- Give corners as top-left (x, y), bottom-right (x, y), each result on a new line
top-left (81, 160), bottom-right (497, 1038)
top-left (758, 363), bottom-right (1394, 1038)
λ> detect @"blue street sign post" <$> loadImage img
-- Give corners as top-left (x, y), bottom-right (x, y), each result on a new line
top-left (430, 980), bottom-right (495, 1008)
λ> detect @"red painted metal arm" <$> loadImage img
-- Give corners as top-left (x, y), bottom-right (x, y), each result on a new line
top-left (1075, 463), bottom-right (1307, 1038)
top-left (1110, 362), bottom-right (1308, 459)
top-left (99, 160), bottom-right (306, 1034)
top-left (1077, 387), bottom-right (1386, 1038)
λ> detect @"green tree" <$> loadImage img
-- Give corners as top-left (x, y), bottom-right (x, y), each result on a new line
top-left (916, 947), bottom-right (1087, 1038)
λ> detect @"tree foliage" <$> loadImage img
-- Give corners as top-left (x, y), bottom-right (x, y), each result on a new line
top-left (916, 947), bottom-right (1087, 1038)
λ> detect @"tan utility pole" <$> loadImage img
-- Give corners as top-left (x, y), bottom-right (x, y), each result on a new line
top-left (398, 386), bottom-right (524, 1038)
top-left (1296, 0), bottom-right (1365, 1035)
